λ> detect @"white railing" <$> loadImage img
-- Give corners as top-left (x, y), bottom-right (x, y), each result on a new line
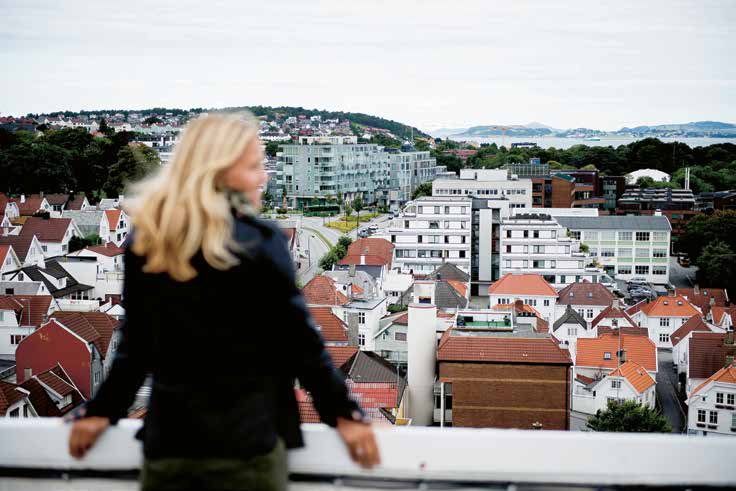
top-left (0, 419), bottom-right (735, 487)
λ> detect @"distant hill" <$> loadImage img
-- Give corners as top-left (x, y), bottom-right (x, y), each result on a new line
top-left (617, 121), bottom-right (736, 137)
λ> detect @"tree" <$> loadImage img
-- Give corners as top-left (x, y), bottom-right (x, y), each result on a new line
top-left (353, 196), bottom-right (364, 225)
top-left (98, 118), bottom-right (114, 137)
top-left (264, 141), bottom-right (281, 157)
top-left (344, 203), bottom-right (353, 220)
top-left (144, 116), bottom-right (162, 125)
top-left (586, 400), bottom-right (672, 433)
top-left (104, 144), bottom-right (160, 196)
top-left (412, 181), bottom-right (433, 200)
top-left (338, 235), bottom-right (352, 251)
top-left (696, 240), bottom-right (736, 293)
top-left (414, 139), bottom-right (430, 151)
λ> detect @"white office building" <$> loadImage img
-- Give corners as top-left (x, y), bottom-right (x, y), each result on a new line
top-left (499, 213), bottom-right (605, 288)
top-left (389, 197), bottom-right (472, 275)
top-left (554, 215), bottom-right (672, 284)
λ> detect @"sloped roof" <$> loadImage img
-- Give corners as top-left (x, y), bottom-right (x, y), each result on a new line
top-left (435, 280), bottom-right (469, 310)
top-left (671, 316), bottom-right (713, 347)
top-left (338, 238), bottom-right (394, 267)
top-left (488, 273), bottom-right (557, 297)
top-left (66, 195), bottom-right (88, 211)
top-left (19, 217), bottom-right (72, 242)
top-left (325, 345), bottom-right (359, 371)
top-left (0, 381), bottom-right (27, 415)
top-left (426, 262), bottom-right (470, 282)
top-left (43, 194), bottom-right (70, 206)
top-left (553, 306), bottom-right (588, 331)
top-left (639, 295), bottom-right (700, 318)
top-left (689, 332), bottom-right (735, 380)
top-left (591, 305), bottom-right (637, 328)
top-left (608, 361), bottom-right (656, 394)
top-left (10, 195), bottom-right (46, 216)
top-left (0, 234), bottom-right (37, 262)
top-left (689, 362), bottom-right (736, 400)
top-left (18, 378), bottom-right (61, 417)
top-left (675, 287), bottom-right (728, 315)
top-left (0, 245), bottom-right (13, 267)
top-left (438, 330), bottom-right (572, 365)
top-left (308, 306), bottom-right (348, 343)
top-left (0, 295), bottom-right (53, 327)
top-left (51, 312), bottom-right (120, 358)
top-left (84, 242), bottom-right (124, 257)
top-left (576, 334), bottom-right (657, 372)
top-left (15, 260), bottom-right (93, 298)
top-left (105, 209), bottom-right (122, 231)
top-left (302, 275), bottom-right (349, 306)
top-left (710, 306), bottom-right (736, 326)
top-left (447, 280), bottom-right (468, 298)
top-left (557, 282), bottom-right (615, 306)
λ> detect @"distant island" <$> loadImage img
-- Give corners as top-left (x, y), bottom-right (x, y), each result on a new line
top-left (432, 121), bottom-right (736, 139)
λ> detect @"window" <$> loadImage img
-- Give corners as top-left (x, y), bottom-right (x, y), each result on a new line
top-left (653, 231), bottom-right (668, 241)
top-left (567, 327), bottom-right (577, 336)
top-left (618, 266), bottom-right (632, 275)
top-left (653, 249), bottom-right (667, 258)
top-left (418, 235), bottom-right (423, 243)
top-left (429, 221), bottom-right (439, 229)
top-left (9, 408), bottom-right (19, 418)
top-left (523, 230), bottom-right (529, 238)
top-left (653, 266), bottom-right (667, 275)
top-left (728, 393), bottom-right (735, 406)
top-left (41, 245), bottom-right (47, 252)
top-left (618, 231), bottom-right (632, 241)
top-left (618, 248), bottom-right (632, 257)
top-left (533, 230), bottom-right (539, 238)
top-left (635, 248), bottom-right (649, 258)
top-left (601, 231), bottom-right (616, 241)
top-left (635, 265), bottom-right (649, 275)
top-left (358, 312), bottom-right (365, 324)
top-left (358, 333), bottom-right (365, 346)
top-left (570, 231), bottom-right (581, 240)
top-left (636, 232), bottom-right (650, 241)
top-left (611, 379), bottom-right (621, 389)
top-left (395, 332), bottom-right (407, 341)
top-left (459, 250), bottom-right (466, 258)
top-left (586, 309), bottom-right (594, 319)
top-left (660, 318), bottom-right (670, 327)
top-left (709, 411), bottom-right (718, 425)
top-left (10, 335), bottom-right (25, 345)
top-left (659, 333), bottom-right (670, 343)
top-left (589, 248), bottom-right (597, 257)
top-left (544, 299), bottom-right (550, 306)
top-left (601, 248), bottom-right (615, 257)
top-left (716, 393), bottom-right (724, 404)
top-left (506, 230), bottom-right (511, 238)
top-left (697, 409), bottom-right (706, 423)
top-left (497, 298), bottom-right (510, 305)
top-left (603, 352), bottom-right (612, 360)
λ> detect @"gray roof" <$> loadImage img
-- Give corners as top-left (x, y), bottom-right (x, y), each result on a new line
top-left (427, 262), bottom-right (470, 282)
top-left (555, 215), bottom-right (671, 231)
top-left (12, 260), bottom-right (93, 298)
top-left (345, 351), bottom-right (407, 404)
top-left (324, 270), bottom-right (378, 299)
top-left (61, 210), bottom-right (105, 236)
top-left (435, 281), bottom-right (468, 310)
top-left (553, 306), bottom-right (589, 331)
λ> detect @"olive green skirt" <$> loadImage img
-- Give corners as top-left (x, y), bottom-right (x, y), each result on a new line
top-left (140, 438), bottom-right (287, 491)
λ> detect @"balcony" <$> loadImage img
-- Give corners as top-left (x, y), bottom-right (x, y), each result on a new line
top-left (0, 419), bottom-right (734, 490)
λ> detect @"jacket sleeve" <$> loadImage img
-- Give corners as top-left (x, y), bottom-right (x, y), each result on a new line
top-left (83, 245), bottom-right (150, 424)
top-left (262, 228), bottom-right (365, 427)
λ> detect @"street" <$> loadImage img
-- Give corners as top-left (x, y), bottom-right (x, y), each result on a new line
top-left (669, 256), bottom-right (697, 289)
top-left (655, 350), bottom-right (685, 433)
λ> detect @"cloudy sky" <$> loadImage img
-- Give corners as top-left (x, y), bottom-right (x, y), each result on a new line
top-left (1, 0), bottom-right (734, 131)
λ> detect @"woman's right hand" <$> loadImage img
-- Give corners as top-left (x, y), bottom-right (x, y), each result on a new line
top-left (68, 416), bottom-right (110, 459)
top-left (336, 416), bottom-right (380, 468)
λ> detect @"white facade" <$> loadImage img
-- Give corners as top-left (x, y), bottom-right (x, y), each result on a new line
top-left (432, 169), bottom-right (532, 210)
top-left (573, 370), bottom-right (657, 415)
top-left (36, 222), bottom-right (82, 258)
top-left (334, 298), bottom-right (387, 352)
top-left (500, 214), bottom-right (604, 289)
top-left (0, 247), bottom-right (22, 275)
top-left (488, 293), bottom-right (557, 325)
top-left (389, 197), bottom-right (472, 275)
top-left (381, 270), bottom-right (414, 305)
top-left (687, 375), bottom-right (736, 437)
top-left (555, 216), bottom-right (672, 285)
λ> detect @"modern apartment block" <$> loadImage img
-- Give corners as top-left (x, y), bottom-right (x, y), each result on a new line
top-left (506, 162), bottom-right (606, 209)
top-left (617, 187), bottom-right (698, 238)
top-left (277, 140), bottom-right (390, 208)
top-left (554, 215), bottom-right (672, 284)
top-left (432, 169), bottom-right (532, 209)
top-left (380, 149), bottom-right (444, 211)
top-left (388, 197), bottom-right (472, 275)
top-left (499, 213), bottom-right (606, 288)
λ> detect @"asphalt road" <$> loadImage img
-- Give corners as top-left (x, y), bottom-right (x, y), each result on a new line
top-left (656, 350), bottom-right (685, 433)
top-left (669, 256), bottom-right (698, 289)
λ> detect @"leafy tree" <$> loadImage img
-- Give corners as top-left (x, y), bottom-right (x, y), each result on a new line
top-left (434, 152), bottom-right (463, 174)
top-left (353, 196), bottom-right (364, 224)
top-left (264, 141), bottom-right (281, 157)
top-left (98, 118), bottom-right (114, 137)
top-left (338, 235), bottom-right (352, 251)
top-left (586, 400), bottom-right (672, 433)
top-left (318, 250), bottom-right (339, 271)
top-left (696, 240), bottom-right (736, 293)
top-left (370, 133), bottom-right (401, 149)
top-left (344, 203), bottom-right (353, 219)
top-left (412, 181), bottom-right (433, 200)
top-left (144, 116), bottom-right (162, 125)
top-left (104, 144), bottom-right (160, 196)
top-left (414, 139), bottom-right (430, 151)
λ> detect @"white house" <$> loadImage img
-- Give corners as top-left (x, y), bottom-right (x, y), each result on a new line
top-left (18, 217), bottom-right (82, 258)
top-left (68, 243), bottom-right (125, 273)
top-left (629, 295), bottom-right (702, 348)
top-left (487, 273), bottom-right (558, 324)
top-left (671, 316), bottom-right (721, 374)
top-left (590, 303), bottom-right (639, 331)
top-left (381, 270), bottom-right (414, 305)
top-left (686, 361), bottom-right (736, 437)
top-left (0, 235), bottom-right (45, 268)
top-left (104, 209), bottom-right (129, 246)
top-left (0, 245), bottom-right (22, 276)
top-left (555, 282), bottom-right (617, 324)
top-left (551, 305), bottom-right (594, 356)
top-left (61, 211), bottom-right (111, 243)
top-left (0, 295), bottom-right (55, 360)
top-left (573, 361), bottom-right (657, 415)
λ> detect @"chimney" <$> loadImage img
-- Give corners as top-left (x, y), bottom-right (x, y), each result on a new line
top-left (20, 194), bottom-right (26, 204)
top-left (348, 264), bottom-right (356, 277)
top-left (694, 284), bottom-right (700, 295)
top-left (611, 298), bottom-right (620, 310)
top-left (360, 255), bottom-right (365, 266)
top-left (710, 297), bottom-right (716, 307)
top-left (407, 302), bottom-right (437, 426)
top-left (347, 312), bottom-right (359, 347)
top-left (618, 349), bottom-right (627, 364)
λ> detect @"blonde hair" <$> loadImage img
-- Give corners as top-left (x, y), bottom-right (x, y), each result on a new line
top-left (126, 112), bottom-right (259, 282)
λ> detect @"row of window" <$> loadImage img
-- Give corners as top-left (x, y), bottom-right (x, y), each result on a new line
top-left (716, 392), bottom-right (736, 406)
top-left (582, 231), bottom-right (669, 242)
top-left (495, 298), bottom-right (551, 306)
top-left (503, 259), bottom-right (584, 270)
top-left (434, 188), bottom-right (527, 196)
top-left (589, 248), bottom-right (668, 258)
top-left (505, 244), bottom-right (572, 254)
top-left (696, 409), bottom-right (736, 427)
top-left (616, 265), bottom-right (668, 275)
top-left (396, 249), bottom-right (467, 259)
top-left (420, 206), bottom-right (469, 215)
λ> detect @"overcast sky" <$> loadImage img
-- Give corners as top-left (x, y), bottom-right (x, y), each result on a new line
top-left (1, 0), bottom-right (734, 131)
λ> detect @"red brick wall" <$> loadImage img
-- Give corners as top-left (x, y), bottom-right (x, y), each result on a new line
top-left (551, 177), bottom-right (575, 208)
top-left (440, 362), bottom-right (570, 430)
top-left (15, 321), bottom-right (91, 397)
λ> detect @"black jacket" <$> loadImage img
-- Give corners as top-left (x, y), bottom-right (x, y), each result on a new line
top-left (84, 212), bottom-right (363, 459)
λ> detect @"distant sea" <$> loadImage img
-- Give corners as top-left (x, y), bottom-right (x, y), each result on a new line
top-left (452, 136), bottom-right (736, 150)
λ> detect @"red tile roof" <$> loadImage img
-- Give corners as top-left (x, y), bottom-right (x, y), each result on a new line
top-left (302, 275), bottom-right (349, 305)
top-left (84, 242), bottom-right (124, 257)
top-left (437, 330), bottom-right (572, 365)
top-left (688, 332), bottom-right (735, 380)
top-left (18, 378), bottom-right (61, 417)
top-left (608, 361), bottom-right (656, 394)
top-left (9, 195), bottom-right (46, 216)
top-left (670, 316), bottom-right (713, 347)
top-left (675, 287), bottom-right (729, 315)
top-left (0, 245), bottom-right (11, 267)
top-left (576, 334), bottom-right (657, 372)
top-left (37, 370), bottom-right (75, 397)
top-left (710, 306), bottom-right (736, 326)
top-left (0, 234), bottom-right (37, 262)
top-left (309, 307), bottom-right (348, 343)
top-left (447, 280), bottom-right (468, 298)
top-left (591, 305), bottom-right (637, 328)
top-left (638, 295), bottom-right (700, 318)
top-left (66, 195), bottom-right (87, 211)
top-left (0, 381), bottom-right (27, 415)
top-left (326, 346), bottom-right (359, 370)
top-left (51, 312), bottom-right (121, 358)
top-left (689, 362), bottom-right (736, 400)
top-left (19, 217), bottom-right (73, 243)
top-left (557, 282), bottom-right (616, 306)
top-left (295, 388), bottom-right (321, 423)
top-left (0, 295), bottom-right (53, 328)
top-left (105, 209), bottom-right (122, 231)
top-left (338, 238), bottom-right (394, 267)
top-left (488, 274), bottom-right (557, 297)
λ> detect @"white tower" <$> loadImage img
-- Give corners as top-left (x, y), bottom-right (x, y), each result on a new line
top-left (407, 303), bottom-right (438, 426)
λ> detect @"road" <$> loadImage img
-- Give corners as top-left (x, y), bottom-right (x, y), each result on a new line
top-left (656, 350), bottom-right (685, 433)
top-left (669, 256), bottom-right (698, 289)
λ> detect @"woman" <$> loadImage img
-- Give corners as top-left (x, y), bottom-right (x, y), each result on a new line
top-left (68, 113), bottom-right (380, 490)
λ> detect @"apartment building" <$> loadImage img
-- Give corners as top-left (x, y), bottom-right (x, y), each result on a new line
top-left (506, 163), bottom-right (606, 209)
top-left (617, 187), bottom-right (698, 238)
top-left (554, 215), bottom-right (672, 284)
top-left (389, 197), bottom-right (472, 275)
top-left (499, 213), bottom-right (605, 288)
top-left (278, 140), bottom-right (390, 208)
top-left (383, 148), bottom-right (444, 210)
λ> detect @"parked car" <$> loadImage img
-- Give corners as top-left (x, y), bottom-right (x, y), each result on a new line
top-left (678, 255), bottom-right (690, 267)
top-left (358, 229), bottom-right (370, 238)
top-left (627, 276), bottom-right (648, 286)
top-left (368, 225), bottom-right (379, 232)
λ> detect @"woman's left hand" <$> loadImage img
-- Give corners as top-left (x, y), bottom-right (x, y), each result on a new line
top-left (336, 416), bottom-right (380, 469)
top-left (68, 416), bottom-right (110, 459)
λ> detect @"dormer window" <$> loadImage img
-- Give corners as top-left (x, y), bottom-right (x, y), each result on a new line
top-left (604, 352), bottom-right (612, 360)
